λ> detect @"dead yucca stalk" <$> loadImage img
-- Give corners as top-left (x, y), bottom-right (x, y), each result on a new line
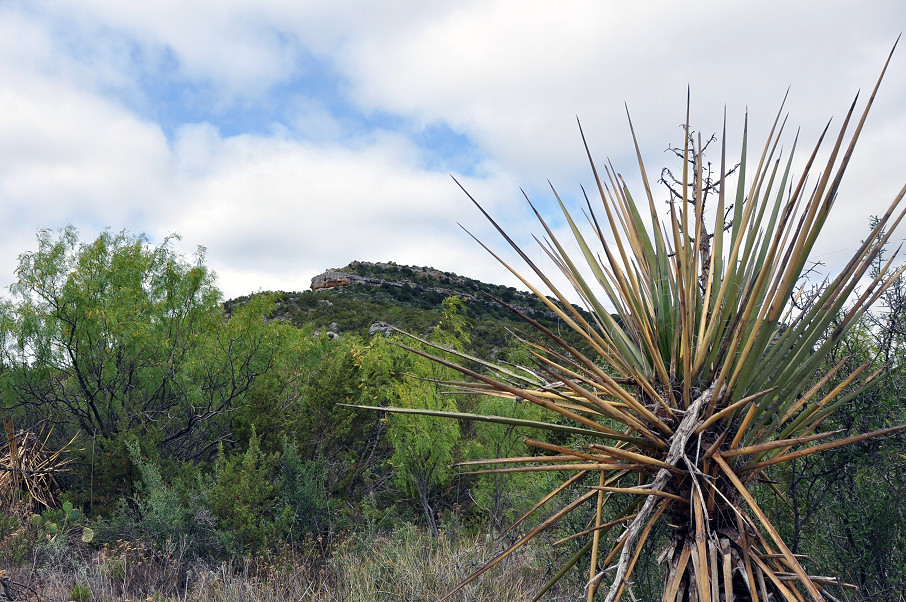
top-left (353, 43), bottom-right (906, 602)
top-left (0, 418), bottom-right (76, 510)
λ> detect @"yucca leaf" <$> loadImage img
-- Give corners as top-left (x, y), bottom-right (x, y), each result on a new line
top-left (739, 424), bottom-right (906, 472)
top-left (589, 485), bottom-right (687, 503)
top-left (532, 539), bottom-right (594, 602)
top-left (460, 463), bottom-right (635, 475)
top-left (455, 454), bottom-right (591, 466)
top-left (439, 489), bottom-right (599, 601)
top-left (720, 429), bottom-right (842, 458)
top-left (713, 453), bottom-right (824, 601)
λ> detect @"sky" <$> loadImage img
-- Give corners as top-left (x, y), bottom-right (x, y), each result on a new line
top-left (1, 1), bottom-right (905, 300)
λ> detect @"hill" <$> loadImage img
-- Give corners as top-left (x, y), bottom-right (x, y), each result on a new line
top-left (227, 260), bottom-right (591, 358)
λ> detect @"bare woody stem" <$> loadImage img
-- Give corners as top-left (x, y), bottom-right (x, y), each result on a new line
top-left (597, 385), bottom-right (717, 602)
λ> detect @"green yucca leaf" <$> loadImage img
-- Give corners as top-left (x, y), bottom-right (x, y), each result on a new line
top-left (339, 403), bottom-right (628, 441)
top-left (532, 540), bottom-right (595, 602)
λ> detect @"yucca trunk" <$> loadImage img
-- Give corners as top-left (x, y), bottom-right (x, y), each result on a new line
top-left (657, 433), bottom-right (779, 602)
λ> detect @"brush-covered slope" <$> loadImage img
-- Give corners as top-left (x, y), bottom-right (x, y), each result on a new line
top-left (227, 260), bottom-right (590, 359)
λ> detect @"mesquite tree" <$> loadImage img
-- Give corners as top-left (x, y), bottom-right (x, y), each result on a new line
top-left (0, 228), bottom-right (281, 463)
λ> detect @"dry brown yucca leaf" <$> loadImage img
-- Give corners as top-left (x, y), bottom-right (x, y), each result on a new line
top-left (0, 419), bottom-right (76, 510)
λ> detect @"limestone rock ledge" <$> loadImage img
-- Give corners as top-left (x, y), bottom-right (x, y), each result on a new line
top-left (310, 270), bottom-right (386, 291)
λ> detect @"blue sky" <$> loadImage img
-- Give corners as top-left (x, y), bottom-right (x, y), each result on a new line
top-left (1, 1), bottom-right (905, 298)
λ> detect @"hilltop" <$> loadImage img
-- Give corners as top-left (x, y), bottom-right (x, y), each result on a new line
top-left (227, 260), bottom-right (590, 358)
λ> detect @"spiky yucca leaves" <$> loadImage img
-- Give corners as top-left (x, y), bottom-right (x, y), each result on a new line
top-left (352, 46), bottom-right (906, 602)
top-left (0, 419), bottom-right (75, 510)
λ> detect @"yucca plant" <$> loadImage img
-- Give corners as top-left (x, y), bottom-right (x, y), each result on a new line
top-left (0, 418), bottom-right (76, 510)
top-left (353, 44), bottom-right (906, 602)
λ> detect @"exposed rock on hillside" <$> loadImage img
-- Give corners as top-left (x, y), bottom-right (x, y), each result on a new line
top-left (311, 269), bottom-right (387, 291)
top-left (309, 261), bottom-right (573, 324)
top-left (368, 321), bottom-right (394, 335)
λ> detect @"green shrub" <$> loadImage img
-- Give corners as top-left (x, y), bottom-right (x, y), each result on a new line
top-left (126, 441), bottom-right (193, 548)
top-left (109, 441), bottom-right (220, 558)
top-left (207, 427), bottom-right (286, 553)
top-left (69, 582), bottom-right (91, 602)
top-left (281, 438), bottom-right (331, 541)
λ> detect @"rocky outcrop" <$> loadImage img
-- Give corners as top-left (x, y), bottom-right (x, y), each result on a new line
top-left (368, 321), bottom-right (395, 335)
top-left (311, 262), bottom-right (468, 292)
top-left (310, 270), bottom-right (353, 290)
top-left (310, 267), bottom-right (393, 291)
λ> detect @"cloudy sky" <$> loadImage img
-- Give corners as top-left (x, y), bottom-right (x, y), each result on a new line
top-left (1, 1), bottom-right (905, 299)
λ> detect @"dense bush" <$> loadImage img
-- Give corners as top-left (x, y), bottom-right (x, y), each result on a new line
top-left (208, 428), bottom-right (287, 554)
top-left (281, 438), bottom-right (332, 543)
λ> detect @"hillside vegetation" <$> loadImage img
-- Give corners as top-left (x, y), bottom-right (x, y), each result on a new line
top-left (228, 260), bottom-right (592, 359)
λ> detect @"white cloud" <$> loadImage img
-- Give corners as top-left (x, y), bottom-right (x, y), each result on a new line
top-left (163, 125), bottom-right (528, 296)
top-left (0, 0), bottom-right (904, 303)
top-left (0, 9), bottom-right (174, 290)
top-left (338, 1), bottom-right (905, 176)
top-left (43, 0), bottom-right (301, 98)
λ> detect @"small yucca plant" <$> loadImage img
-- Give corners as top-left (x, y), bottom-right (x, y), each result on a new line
top-left (0, 418), bottom-right (75, 510)
top-left (355, 43), bottom-right (906, 602)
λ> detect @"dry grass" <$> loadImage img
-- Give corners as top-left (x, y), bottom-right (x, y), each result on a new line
top-left (1, 525), bottom-right (582, 601)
